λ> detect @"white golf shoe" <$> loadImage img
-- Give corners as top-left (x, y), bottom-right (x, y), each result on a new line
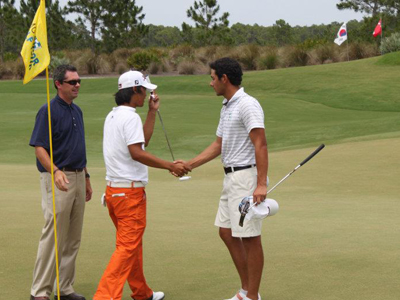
top-left (152, 291), bottom-right (165, 300)
top-left (243, 296), bottom-right (261, 300)
top-left (225, 290), bottom-right (247, 300)
top-left (225, 291), bottom-right (261, 300)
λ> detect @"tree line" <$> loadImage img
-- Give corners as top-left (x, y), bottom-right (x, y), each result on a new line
top-left (1, 0), bottom-right (400, 62)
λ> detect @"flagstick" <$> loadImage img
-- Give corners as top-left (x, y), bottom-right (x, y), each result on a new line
top-left (381, 16), bottom-right (383, 54)
top-left (346, 38), bottom-right (350, 62)
top-left (45, 67), bottom-right (61, 300)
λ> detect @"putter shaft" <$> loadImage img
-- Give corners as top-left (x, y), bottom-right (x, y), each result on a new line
top-left (157, 110), bottom-right (175, 161)
top-left (245, 144), bottom-right (325, 213)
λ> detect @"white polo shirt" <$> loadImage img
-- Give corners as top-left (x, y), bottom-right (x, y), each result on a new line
top-left (216, 88), bottom-right (265, 167)
top-left (103, 106), bottom-right (148, 183)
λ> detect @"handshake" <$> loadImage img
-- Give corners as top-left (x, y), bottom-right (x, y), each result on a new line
top-left (168, 160), bottom-right (192, 178)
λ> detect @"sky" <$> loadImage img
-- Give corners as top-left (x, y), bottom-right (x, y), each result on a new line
top-left (15, 0), bottom-right (366, 27)
top-left (135, 0), bottom-right (366, 27)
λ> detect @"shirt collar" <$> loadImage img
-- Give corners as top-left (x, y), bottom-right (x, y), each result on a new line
top-left (222, 87), bottom-right (244, 106)
top-left (114, 105), bottom-right (137, 112)
top-left (55, 95), bottom-right (73, 109)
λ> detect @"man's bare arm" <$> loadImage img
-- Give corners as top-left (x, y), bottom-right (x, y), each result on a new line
top-left (187, 137), bottom-right (222, 169)
top-left (249, 128), bottom-right (268, 204)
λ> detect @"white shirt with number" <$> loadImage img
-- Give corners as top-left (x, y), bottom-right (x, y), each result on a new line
top-left (103, 106), bottom-right (148, 183)
top-left (217, 88), bottom-right (265, 167)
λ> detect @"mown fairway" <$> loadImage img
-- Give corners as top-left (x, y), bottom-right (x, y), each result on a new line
top-left (0, 53), bottom-right (399, 300)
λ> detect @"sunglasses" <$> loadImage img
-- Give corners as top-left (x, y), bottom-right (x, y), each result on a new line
top-left (62, 79), bottom-right (81, 86)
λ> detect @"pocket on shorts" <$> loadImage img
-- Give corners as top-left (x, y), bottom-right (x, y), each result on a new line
top-left (232, 168), bottom-right (257, 192)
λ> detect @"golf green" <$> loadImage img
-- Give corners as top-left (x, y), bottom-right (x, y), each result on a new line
top-left (0, 53), bottom-right (399, 300)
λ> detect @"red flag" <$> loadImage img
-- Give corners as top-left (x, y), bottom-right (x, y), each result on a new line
top-left (373, 19), bottom-right (382, 37)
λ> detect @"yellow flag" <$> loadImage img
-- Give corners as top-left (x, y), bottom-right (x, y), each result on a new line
top-left (20, 0), bottom-right (50, 84)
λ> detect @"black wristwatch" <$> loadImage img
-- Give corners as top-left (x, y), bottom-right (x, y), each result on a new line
top-left (85, 172), bottom-right (90, 179)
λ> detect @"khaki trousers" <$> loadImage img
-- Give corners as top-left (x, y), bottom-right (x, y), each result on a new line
top-left (31, 171), bottom-right (86, 297)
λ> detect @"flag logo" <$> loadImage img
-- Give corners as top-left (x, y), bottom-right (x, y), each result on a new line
top-left (33, 38), bottom-right (43, 50)
top-left (20, 0), bottom-right (50, 84)
top-left (339, 29), bottom-right (347, 37)
top-left (24, 28), bottom-right (44, 70)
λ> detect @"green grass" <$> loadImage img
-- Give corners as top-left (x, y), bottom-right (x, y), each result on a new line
top-left (1, 53), bottom-right (399, 166)
top-left (0, 53), bottom-right (400, 300)
top-left (1, 140), bottom-right (399, 300)
top-left (376, 50), bottom-right (400, 66)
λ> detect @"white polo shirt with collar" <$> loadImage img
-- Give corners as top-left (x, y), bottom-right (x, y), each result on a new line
top-left (216, 87), bottom-right (265, 168)
top-left (103, 105), bottom-right (148, 183)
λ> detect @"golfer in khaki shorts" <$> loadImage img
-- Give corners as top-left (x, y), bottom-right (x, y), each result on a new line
top-left (184, 58), bottom-right (268, 300)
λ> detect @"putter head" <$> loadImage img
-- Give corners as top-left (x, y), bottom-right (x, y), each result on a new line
top-left (238, 197), bottom-right (251, 227)
top-left (238, 196), bottom-right (279, 227)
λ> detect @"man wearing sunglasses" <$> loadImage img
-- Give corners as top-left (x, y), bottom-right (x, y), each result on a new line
top-left (29, 64), bottom-right (92, 300)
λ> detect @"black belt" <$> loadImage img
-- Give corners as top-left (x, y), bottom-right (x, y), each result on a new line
top-left (61, 167), bottom-right (83, 172)
top-left (224, 164), bottom-right (256, 174)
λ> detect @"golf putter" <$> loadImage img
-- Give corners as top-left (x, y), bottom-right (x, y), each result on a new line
top-left (239, 198), bottom-right (251, 226)
top-left (151, 91), bottom-right (191, 181)
top-left (239, 144), bottom-right (325, 226)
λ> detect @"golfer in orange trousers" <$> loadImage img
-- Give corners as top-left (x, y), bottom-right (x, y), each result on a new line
top-left (94, 186), bottom-right (153, 300)
top-left (94, 70), bottom-right (189, 300)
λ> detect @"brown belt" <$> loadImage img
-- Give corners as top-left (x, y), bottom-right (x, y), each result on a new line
top-left (61, 167), bottom-right (83, 172)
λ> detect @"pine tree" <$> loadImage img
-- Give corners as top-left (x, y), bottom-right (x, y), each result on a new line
top-left (184, 0), bottom-right (230, 45)
top-left (100, 0), bottom-right (148, 52)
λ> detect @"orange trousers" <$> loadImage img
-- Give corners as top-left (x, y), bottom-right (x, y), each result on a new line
top-left (94, 186), bottom-right (153, 300)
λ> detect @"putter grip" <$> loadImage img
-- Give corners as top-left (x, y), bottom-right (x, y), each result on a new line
top-left (299, 144), bottom-right (325, 166)
top-left (239, 215), bottom-right (245, 227)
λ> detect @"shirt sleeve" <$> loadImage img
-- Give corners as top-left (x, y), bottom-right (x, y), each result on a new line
top-left (124, 113), bottom-right (145, 146)
top-left (216, 108), bottom-right (224, 137)
top-left (29, 106), bottom-right (50, 149)
top-left (240, 98), bottom-right (265, 133)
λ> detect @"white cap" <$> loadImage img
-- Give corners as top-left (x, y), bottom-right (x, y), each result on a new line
top-left (118, 70), bottom-right (158, 91)
top-left (245, 197), bottom-right (279, 220)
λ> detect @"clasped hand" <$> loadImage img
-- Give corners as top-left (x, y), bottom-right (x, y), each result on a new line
top-left (169, 160), bottom-right (192, 177)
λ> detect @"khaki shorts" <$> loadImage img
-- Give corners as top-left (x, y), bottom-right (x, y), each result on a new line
top-left (214, 167), bottom-right (268, 238)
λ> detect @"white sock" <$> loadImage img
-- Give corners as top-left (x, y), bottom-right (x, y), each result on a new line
top-left (242, 293), bottom-right (261, 300)
top-left (240, 289), bottom-right (248, 295)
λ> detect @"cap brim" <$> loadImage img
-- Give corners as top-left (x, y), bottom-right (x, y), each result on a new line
top-left (142, 82), bottom-right (157, 91)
